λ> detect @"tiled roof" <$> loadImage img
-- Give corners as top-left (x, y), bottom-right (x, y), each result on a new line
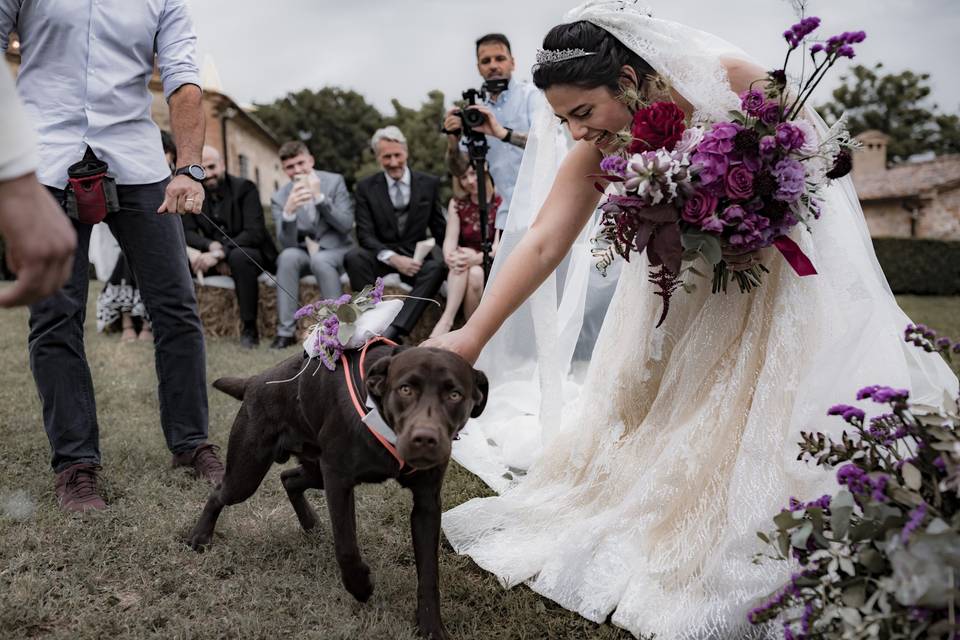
top-left (855, 154), bottom-right (960, 201)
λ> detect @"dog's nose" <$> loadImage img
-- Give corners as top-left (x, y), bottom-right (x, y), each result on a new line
top-left (409, 428), bottom-right (439, 450)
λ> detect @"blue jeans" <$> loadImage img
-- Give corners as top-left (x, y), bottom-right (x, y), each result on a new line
top-left (28, 180), bottom-right (209, 472)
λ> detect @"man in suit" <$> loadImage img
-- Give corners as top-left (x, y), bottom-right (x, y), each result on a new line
top-left (345, 126), bottom-right (447, 341)
top-left (270, 140), bottom-right (355, 349)
top-left (181, 145), bottom-right (277, 348)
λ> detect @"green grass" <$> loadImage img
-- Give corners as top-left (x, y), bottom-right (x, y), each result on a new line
top-left (0, 282), bottom-right (634, 640)
top-left (1, 287), bottom-right (956, 640)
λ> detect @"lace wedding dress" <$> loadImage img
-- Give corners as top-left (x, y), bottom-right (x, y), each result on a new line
top-left (441, 3), bottom-right (959, 639)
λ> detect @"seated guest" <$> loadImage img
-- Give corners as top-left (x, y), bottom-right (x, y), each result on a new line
top-left (345, 126), bottom-right (447, 341)
top-left (430, 165), bottom-right (502, 338)
top-left (181, 145), bottom-right (277, 348)
top-left (270, 141), bottom-right (355, 349)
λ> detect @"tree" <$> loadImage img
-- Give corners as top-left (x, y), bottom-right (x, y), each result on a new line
top-left (254, 87), bottom-right (384, 187)
top-left (818, 63), bottom-right (960, 164)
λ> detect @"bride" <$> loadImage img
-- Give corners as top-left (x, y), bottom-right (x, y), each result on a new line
top-left (425, 2), bottom-right (958, 638)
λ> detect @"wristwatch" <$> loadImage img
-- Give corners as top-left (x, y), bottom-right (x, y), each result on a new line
top-left (175, 164), bottom-right (206, 182)
top-left (500, 127), bottom-right (513, 144)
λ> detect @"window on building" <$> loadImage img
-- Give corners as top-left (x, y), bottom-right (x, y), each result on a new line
top-left (238, 154), bottom-right (250, 180)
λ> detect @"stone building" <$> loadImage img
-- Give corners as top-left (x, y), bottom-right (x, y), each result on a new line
top-left (5, 34), bottom-right (285, 205)
top-left (852, 129), bottom-right (960, 239)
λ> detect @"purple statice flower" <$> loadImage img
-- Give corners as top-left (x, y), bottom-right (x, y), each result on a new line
top-left (857, 385), bottom-right (910, 404)
top-left (836, 45), bottom-right (855, 59)
top-left (934, 456), bottom-right (946, 472)
top-left (775, 122), bottom-right (807, 151)
top-left (825, 31), bottom-right (867, 57)
top-left (870, 474), bottom-right (889, 502)
top-left (827, 404), bottom-right (865, 424)
top-left (901, 503), bottom-right (927, 544)
top-left (371, 277), bottom-right (385, 304)
top-left (800, 601), bottom-right (815, 636)
top-left (772, 158), bottom-right (805, 203)
top-left (810, 43), bottom-right (824, 55)
top-left (783, 16), bottom-right (821, 48)
top-left (294, 303), bottom-right (315, 320)
top-left (600, 155), bottom-right (628, 176)
top-left (788, 494), bottom-right (831, 512)
top-left (335, 293), bottom-right (352, 305)
top-left (837, 463), bottom-right (867, 492)
top-left (740, 89), bottom-right (766, 117)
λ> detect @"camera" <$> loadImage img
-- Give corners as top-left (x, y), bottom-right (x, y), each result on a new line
top-left (448, 78), bottom-right (510, 141)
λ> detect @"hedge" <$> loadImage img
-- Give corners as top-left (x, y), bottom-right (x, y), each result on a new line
top-left (872, 237), bottom-right (960, 295)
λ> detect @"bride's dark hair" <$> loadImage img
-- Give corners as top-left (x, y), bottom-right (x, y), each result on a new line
top-left (533, 21), bottom-right (654, 93)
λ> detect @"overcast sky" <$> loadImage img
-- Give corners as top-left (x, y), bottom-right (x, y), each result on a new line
top-left (187, 0), bottom-right (959, 117)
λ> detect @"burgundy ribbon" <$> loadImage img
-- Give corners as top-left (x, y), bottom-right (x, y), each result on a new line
top-left (773, 236), bottom-right (817, 276)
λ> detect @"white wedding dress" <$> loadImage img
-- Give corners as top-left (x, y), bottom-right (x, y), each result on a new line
top-left (441, 3), bottom-right (959, 639)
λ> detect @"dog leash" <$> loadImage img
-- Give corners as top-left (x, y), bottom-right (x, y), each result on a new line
top-left (115, 205), bottom-right (302, 307)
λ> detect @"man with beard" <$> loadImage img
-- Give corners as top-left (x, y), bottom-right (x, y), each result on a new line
top-left (181, 145), bottom-right (276, 348)
top-left (442, 33), bottom-right (545, 231)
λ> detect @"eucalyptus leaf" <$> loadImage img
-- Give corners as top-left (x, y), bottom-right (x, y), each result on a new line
top-left (337, 322), bottom-right (355, 346)
top-left (831, 504), bottom-right (854, 540)
top-left (681, 231), bottom-right (722, 265)
top-left (841, 583), bottom-right (866, 608)
top-left (336, 304), bottom-right (359, 323)
top-left (791, 522), bottom-right (814, 548)
top-left (901, 462), bottom-right (922, 491)
top-left (838, 607), bottom-right (863, 627)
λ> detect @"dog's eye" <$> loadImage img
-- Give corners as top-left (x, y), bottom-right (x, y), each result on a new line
top-left (398, 385), bottom-right (414, 396)
top-left (448, 391), bottom-right (462, 401)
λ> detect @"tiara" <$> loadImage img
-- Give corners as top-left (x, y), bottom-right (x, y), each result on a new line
top-left (534, 48), bottom-right (597, 66)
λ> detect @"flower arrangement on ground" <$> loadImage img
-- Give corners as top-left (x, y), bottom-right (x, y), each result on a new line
top-left (592, 17), bottom-right (864, 325)
top-left (749, 325), bottom-right (960, 639)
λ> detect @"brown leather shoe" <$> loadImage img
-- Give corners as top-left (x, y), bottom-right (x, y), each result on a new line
top-left (54, 464), bottom-right (107, 513)
top-left (172, 443), bottom-right (224, 485)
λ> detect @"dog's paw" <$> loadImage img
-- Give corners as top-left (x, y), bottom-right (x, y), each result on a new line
top-left (186, 530), bottom-right (213, 552)
top-left (341, 562), bottom-right (374, 602)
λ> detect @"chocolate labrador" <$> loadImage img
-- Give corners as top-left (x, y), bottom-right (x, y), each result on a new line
top-left (186, 344), bottom-right (487, 640)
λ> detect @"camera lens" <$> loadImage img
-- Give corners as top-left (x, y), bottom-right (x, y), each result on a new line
top-left (462, 109), bottom-right (485, 129)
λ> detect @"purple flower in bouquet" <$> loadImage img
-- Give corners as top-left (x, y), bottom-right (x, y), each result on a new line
top-left (759, 101), bottom-right (783, 126)
top-left (600, 155), bottom-right (628, 177)
top-left (857, 385), bottom-right (910, 403)
top-left (692, 151), bottom-right (728, 186)
top-left (700, 216), bottom-right (724, 234)
top-left (681, 189), bottom-right (719, 227)
top-left (720, 204), bottom-right (746, 225)
top-left (827, 404), bottom-right (865, 424)
top-left (698, 122), bottom-right (741, 155)
top-left (772, 158), bottom-right (805, 203)
top-left (783, 16), bottom-right (821, 47)
top-left (775, 122), bottom-right (807, 151)
top-left (728, 212), bottom-right (772, 250)
top-left (901, 503), bottom-right (927, 543)
top-left (294, 303), bottom-right (315, 320)
top-left (725, 164), bottom-right (755, 200)
top-left (740, 89), bottom-right (766, 118)
top-left (370, 277), bottom-right (385, 304)
top-left (758, 135), bottom-right (777, 159)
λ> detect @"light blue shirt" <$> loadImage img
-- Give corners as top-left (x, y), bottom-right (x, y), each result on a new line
top-left (0, 0), bottom-right (201, 188)
top-left (465, 77), bottom-right (545, 230)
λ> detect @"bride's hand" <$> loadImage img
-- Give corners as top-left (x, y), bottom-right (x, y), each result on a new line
top-left (421, 327), bottom-right (482, 365)
top-left (721, 244), bottom-right (768, 272)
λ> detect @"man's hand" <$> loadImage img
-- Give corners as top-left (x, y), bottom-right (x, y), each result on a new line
top-left (389, 254), bottom-right (422, 277)
top-left (158, 174), bottom-right (204, 215)
top-left (443, 108), bottom-right (462, 138)
top-left (464, 105), bottom-right (507, 139)
top-left (284, 183), bottom-right (314, 214)
top-left (0, 173), bottom-right (77, 307)
top-left (208, 241), bottom-right (224, 254)
top-left (194, 251), bottom-right (222, 273)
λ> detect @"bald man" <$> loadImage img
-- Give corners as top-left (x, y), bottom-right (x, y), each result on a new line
top-left (180, 146), bottom-right (277, 348)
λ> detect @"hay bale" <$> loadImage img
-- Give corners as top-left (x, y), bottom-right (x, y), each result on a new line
top-left (194, 281), bottom-right (452, 342)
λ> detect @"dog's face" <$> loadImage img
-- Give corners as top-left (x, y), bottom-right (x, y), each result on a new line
top-left (366, 347), bottom-right (488, 469)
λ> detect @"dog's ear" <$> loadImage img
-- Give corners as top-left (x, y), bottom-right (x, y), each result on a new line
top-left (470, 368), bottom-right (489, 418)
top-left (366, 356), bottom-right (392, 402)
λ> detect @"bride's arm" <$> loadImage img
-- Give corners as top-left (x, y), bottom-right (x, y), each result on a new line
top-left (424, 141), bottom-right (603, 362)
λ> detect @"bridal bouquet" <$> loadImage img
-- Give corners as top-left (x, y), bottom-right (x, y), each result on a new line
top-left (592, 17), bottom-right (863, 326)
top-left (294, 277), bottom-right (402, 370)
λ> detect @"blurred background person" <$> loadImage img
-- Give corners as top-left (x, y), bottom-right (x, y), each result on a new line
top-left (430, 165), bottom-right (501, 338)
top-left (269, 140), bottom-right (354, 349)
top-left (182, 145), bottom-right (276, 349)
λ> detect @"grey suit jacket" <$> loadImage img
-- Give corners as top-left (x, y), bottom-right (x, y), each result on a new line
top-left (271, 170), bottom-right (355, 251)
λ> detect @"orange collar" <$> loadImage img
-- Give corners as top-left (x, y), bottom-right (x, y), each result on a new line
top-left (341, 336), bottom-right (414, 471)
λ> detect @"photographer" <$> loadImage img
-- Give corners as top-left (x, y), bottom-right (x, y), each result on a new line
top-left (442, 33), bottom-right (544, 232)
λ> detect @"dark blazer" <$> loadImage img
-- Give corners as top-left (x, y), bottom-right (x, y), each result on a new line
top-left (353, 169), bottom-right (446, 256)
top-left (182, 174), bottom-right (278, 272)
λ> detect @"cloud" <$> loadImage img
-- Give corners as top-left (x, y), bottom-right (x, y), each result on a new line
top-left (187, 0), bottom-right (960, 114)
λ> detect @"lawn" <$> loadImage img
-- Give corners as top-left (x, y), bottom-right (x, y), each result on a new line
top-left (0, 287), bottom-right (956, 640)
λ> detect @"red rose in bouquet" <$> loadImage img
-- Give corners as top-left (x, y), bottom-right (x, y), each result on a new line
top-left (628, 101), bottom-right (686, 154)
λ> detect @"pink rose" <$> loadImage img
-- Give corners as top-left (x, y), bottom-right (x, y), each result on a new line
top-left (725, 164), bottom-right (755, 200)
top-left (682, 190), bottom-right (719, 227)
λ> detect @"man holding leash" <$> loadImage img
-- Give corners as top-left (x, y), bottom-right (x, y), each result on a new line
top-left (2, 0), bottom-right (223, 513)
